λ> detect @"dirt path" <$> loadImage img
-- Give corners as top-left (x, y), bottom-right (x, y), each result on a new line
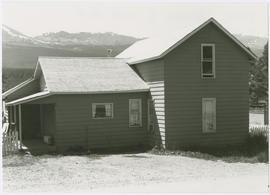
top-left (94, 175), bottom-right (268, 193)
top-left (2, 153), bottom-right (268, 192)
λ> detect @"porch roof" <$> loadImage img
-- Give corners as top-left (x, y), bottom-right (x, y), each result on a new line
top-left (6, 91), bottom-right (51, 106)
top-left (2, 78), bottom-right (35, 99)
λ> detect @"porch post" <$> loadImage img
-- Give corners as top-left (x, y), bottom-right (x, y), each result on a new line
top-left (2, 100), bottom-right (6, 118)
top-left (18, 104), bottom-right (22, 149)
top-left (7, 107), bottom-right (11, 123)
top-left (14, 105), bottom-right (17, 131)
top-left (9, 106), bottom-right (13, 123)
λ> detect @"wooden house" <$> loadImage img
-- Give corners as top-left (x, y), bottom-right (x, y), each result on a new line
top-left (3, 18), bottom-right (257, 151)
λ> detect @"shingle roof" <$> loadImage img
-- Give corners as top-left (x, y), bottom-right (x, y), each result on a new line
top-left (116, 18), bottom-right (257, 64)
top-left (36, 57), bottom-right (149, 93)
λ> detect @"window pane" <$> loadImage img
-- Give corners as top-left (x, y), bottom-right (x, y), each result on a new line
top-left (202, 61), bottom-right (213, 74)
top-left (129, 99), bottom-right (141, 127)
top-left (130, 113), bottom-right (139, 125)
top-left (95, 105), bottom-right (106, 117)
top-left (202, 99), bottom-right (216, 132)
top-left (93, 103), bottom-right (113, 118)
top-left (131, 100), bottom-right (139, 110)
top-left (205, 101), bottom-right (214, 130)
top-left (203, 46), bottom-right (212, 59)
top-left (105, 104), bottom-right (112, 117)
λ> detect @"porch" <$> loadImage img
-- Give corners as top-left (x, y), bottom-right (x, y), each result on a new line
top-left (7, 103), bottom-right (56, 155)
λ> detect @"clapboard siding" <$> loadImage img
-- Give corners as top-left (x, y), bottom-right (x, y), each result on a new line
top-left (33, 93), bottom-right (148, 151)
top-left (164, 22), bottom-right (250, 148)
top-left (147, 81), bottom-right (166, 147)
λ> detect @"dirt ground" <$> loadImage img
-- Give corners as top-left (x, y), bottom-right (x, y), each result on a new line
top-left (2, 153), bottom-right (268, 192)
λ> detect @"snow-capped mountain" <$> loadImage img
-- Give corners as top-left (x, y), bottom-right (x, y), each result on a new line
top-left (2, 24), bottom-right (48, 46)
top-left (34, 31), bottom-right (139, 46)
top-left (2, 24), bottom-right (267, 56)
top-left (2, 24), bottom-right (268, 70)
top-left (2, 24), bottom-right (139, 47)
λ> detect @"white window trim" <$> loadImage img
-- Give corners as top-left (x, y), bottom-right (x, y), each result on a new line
top-left (201, 43), bottom-right (215, 79)
top-left (129, 99), bottom-right (142, 128)
top-left (202, 98), bottom-right (216, 133)
top-left (92, 103), bottom-right (114, 119)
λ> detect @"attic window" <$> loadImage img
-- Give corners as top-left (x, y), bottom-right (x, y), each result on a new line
top-left (201, 44), bottom-right (215, 78)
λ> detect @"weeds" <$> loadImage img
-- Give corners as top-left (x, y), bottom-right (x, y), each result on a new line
top-left (150, 129), bottom-right (269, 163)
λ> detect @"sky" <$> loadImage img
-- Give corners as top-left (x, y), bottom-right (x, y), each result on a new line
top-left (2, 1), bottom-right (269, 38)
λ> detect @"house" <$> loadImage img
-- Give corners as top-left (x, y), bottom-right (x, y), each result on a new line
top-left (3, 18), bottom-right (257, 151)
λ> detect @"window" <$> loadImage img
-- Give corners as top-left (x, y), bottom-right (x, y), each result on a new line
top-left (202, 98), bottom-right (216, 133)
top-left (92, 103), bottom-right (113, 119)
top-left (129, 99), bottom-right (142, 127)
top-left (201, 44), bottom-right (215, 78)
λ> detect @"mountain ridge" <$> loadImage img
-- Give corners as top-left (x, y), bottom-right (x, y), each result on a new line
top-left (34, 31), bottom-right (140, 46)
top-left (3, 24), bottom-right (141, 47)
top-left (2, 24), bottom-right (268, 70)
top-left (3, 24), bottom-right (268, 49)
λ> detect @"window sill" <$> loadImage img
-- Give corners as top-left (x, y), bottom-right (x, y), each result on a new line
top-left (92, 117), bottom-right (113, 120)
top-left (202, 131), bottom-right (216, 134)
top-left (129, 125), bottom-right (142, 128)
top-left (201, 76), bottom-right (215, 79)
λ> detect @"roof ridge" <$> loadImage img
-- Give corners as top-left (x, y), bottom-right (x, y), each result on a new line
top-left (117, 17), bottom-right (257, 64)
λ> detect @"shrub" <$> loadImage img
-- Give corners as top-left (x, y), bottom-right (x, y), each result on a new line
top-left (246, 131), bottom-right (268, 155)
top-left (257, 151), bottom-right (268, 163)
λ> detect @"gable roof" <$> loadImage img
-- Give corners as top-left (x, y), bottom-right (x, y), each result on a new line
top-left (117, 17), bottom-right (257, 65)
top-left (35, 57), bottom-right (149, 93)
top-left (2, 78), bottom-right (35, 99)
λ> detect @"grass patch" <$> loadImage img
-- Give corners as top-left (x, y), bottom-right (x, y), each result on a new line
top-left (150, 130), bottom-right (268, 163)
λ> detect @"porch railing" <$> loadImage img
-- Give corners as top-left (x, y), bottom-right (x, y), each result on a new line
top-left (249, 125), bottom-right (269, 141)
top-left (2, 123), bottom-right (19, 156)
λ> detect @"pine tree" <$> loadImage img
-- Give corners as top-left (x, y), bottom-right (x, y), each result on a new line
top-left (249, 43), bottom-right (268, 124)
top-left (249, 43), bottom-right (268, 105)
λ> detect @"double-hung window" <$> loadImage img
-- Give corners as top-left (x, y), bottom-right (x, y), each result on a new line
top-left (202, 98), bottom-right (216, 133)
top-left (92, 103), bottom-right (113, 119)
top-left (201, 44), bottom-right (215, 78)
top-left (129, 99), bottom-right (142, 127)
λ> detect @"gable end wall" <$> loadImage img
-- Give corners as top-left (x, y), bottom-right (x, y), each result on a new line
top-left (164, 22), bottom-right (251, 148)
